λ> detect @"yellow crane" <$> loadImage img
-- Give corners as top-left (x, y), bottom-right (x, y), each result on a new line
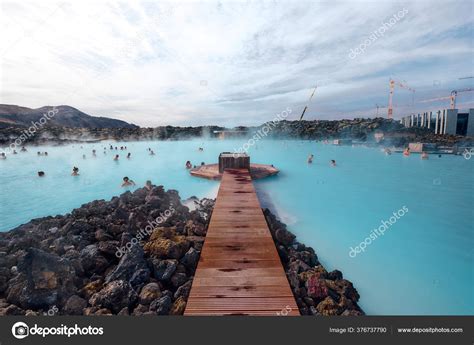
top-left (299, 86), bottom-right (317, 121)
top-left (387, 79), bottom-right (415, 119)
top-left (418, 88), bottom-right (473, 109)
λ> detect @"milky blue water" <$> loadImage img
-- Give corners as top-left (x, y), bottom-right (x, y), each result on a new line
top-left (0, 139), bottom-right (472, 315)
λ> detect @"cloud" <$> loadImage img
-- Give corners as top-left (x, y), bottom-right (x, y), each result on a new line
top-left (0, 0), bottom-right (473, 126)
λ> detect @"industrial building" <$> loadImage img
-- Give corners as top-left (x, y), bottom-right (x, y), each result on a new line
top-left (400, 108), bottom-right (474, 136)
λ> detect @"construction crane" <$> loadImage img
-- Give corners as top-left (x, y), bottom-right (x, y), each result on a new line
top-left (387, 79), bottom-right (415, 119)
top-left (375, 103), bottom-right (386, 117)
top-left (418, 95), bottom-right (452, 104)
top-left (450, 88), bottom-right (474, 109)
top-left (299, 86), bottom-right (317, 121)
top-left (419, 88), bottom-right (473, 109)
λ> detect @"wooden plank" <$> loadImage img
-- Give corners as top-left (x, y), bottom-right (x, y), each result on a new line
top-left (198, 259), bottom-right (283, 269)
top-left (184, 310), bottom-right (299, 316)
top-left (187, 285), bottom-right (295, 298)
top-left (184, 169), bottom-right (299, 316)
top-left (195, 268), bottom-right (286, 278)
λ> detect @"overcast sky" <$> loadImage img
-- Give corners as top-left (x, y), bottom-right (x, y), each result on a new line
top-left (0, 0), bottom-right (473, 126)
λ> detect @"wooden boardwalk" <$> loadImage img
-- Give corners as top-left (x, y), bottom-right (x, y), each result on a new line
top-left (184, 169), bottom-right (299, 316)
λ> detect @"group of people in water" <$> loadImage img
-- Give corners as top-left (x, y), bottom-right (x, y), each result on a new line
top-left (33, 145), bottom-right (154, 182)
top-left (307, 154), bottom-right (337, 166)
top-left (403, 147), bottom-right (431, 159)
top-left (185, 160), bottom-right (205, 169)
top-left (0, 147), bottom-right (25, 158)
top-left (108, 145), bottom-right (128, 150)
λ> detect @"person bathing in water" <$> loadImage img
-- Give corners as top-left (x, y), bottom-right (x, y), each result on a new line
top-left (121, 176), bottom-right (136, 187)
top-left (127, 152), bottom-right (131, 159)
top-left (330, 159), bottom-right (337, 166)
top-left (403, 147), bottom-right (410, 156)
top-left (145, 180), bottom-right (153, 190)
top-left (114, 154), bottom-right (119, 161)
top-left (421, 151), bottom-right (429, 159)
top-left (71, 167), bottom-right (79, 176)
top-left (185, 160), bottom-right (192, 169)
top-left (150, 150), bottom-right (156, 155)
top-left (38, 171), bottom-right (45, 177)
top-left (307, 154), bottom-right (314, 164)
top-left (0, 153), bottom-right (6, 160)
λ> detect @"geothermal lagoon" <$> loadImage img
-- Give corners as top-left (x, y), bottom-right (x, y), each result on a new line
top-left (0, 139), bottom-right (472, 315)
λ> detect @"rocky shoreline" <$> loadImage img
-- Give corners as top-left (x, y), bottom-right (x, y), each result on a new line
top-left (0, 186), bottom-right (363, 316)
top-left (0, 118), bottom-right (471, 148)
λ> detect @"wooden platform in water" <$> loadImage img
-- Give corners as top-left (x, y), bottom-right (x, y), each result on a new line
top-left (184, 168), bottom-right (299, 316)
top-left (190, 163), bottom-right (279, 180)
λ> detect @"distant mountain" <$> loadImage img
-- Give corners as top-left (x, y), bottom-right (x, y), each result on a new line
top-left (0, 104), bottom-right (138, 129)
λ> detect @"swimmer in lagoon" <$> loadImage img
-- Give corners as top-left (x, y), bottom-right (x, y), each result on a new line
top-left (307, 154), bottom-right (314, 164)
top-left (38, 171), bottom-right (45, 177)
top-left (71, 167), bottom-right (79, 176)
top-left (127, 153), bottom-right (131, 159)
top-left (121, 176), bottom-right (136, 187)
top-left (114, 154), bottom-right (119, 161)
top-left (185, 161), bottom-right (192, 169)
top-left (331, 159), bottom-right (336, 166)
top-left (421, 151), bottom-right (429, 159)
top-left (145, 180), bottom-right (153, 190)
